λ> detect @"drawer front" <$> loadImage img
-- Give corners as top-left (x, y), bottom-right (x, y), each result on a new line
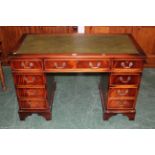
top-left (112, 59), bottom-right (143, 71)
top-left (107, 99), bottom-right (135, 109)
top-left (44, 59), bottom-right (74, 70)
top-left (11, 59), bottom-right (43, 71)
top-left (77, 59), bottom-right (110, 70)
top-left (108, 88), bottom-right (137, 98)
top-left (110, 74), bottom-right (140, 85)
top-left (14, 74), bottom-right (45, 85)
top-left (19, 99), bottom-right (48, 109)
top-left (17, 88), bottom-right (46, 98)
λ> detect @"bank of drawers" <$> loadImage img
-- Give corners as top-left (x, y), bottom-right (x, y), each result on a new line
top-left (13, 72), bottom-right (48, 109)
top-left (11, 59), bottom-right (48, 110)
top-left (11, 58), bottom-right (143, 110)
top-left (107, 59), bottom-right (143, 110)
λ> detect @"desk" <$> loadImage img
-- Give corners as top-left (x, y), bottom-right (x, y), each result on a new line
top-left (10, 34), bottom-right (145, 121)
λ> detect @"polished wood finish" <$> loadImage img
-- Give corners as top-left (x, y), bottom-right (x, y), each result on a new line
top-left (132, 27), bottom-right (155, 67)
top-left (11, 59), bottom-right (43, 71)
top-left (85, 26), bottom-right (155, 67)
top-left (17, 88), bottom-right (46, 98)
top-left (17, 74), bottom-right (56, 120)
top-left (0, 26), bottom-right (76, 64)
top-left (85, 26), bottom-right (133, 34)
top-left (107, 99), bottom-right (135, 109)
top-left (10, 34), bottom-right (145, 121)
top-left (1, 26), bottom-right (154, 67)
top-left (44, 59), bottom-right (110, 72)
top-left (110, 74), bottom-right (141, 86)
top-left (108, 88), bottom-right (137, 98)
top-left (13, 73), bottom-right (45, 86)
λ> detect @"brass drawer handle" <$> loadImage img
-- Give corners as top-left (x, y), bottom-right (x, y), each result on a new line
top-left (121, 61), bottom-right (134, 69)
top-left (119, 76), bottom-right (131, 83)
top-left (117, 101), bottom-right (128, 106)
top-left (21, 62), bottom-right (34, 69)
top-left (54, 62), bottom-right (66, 69)
top-left (89, 62), bottom-right (101, 69)
top-left (23, 76), bottom-right (36, 83)
top-left (25, 90), bottom-right (37, 96)
top-left (116, 89), bottom-right (129, 96)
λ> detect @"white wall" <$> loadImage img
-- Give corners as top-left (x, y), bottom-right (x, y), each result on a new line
top-left (77, 26), bottom-right (85, 33)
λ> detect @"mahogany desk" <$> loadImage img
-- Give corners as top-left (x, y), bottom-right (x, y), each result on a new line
top-left (10, 34), bottom-right (145, 121)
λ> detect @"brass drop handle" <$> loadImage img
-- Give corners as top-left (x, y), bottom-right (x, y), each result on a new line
top-left (117, 101), bottom-right (128, 106)
top-left (89, 62), bottom-right (101, 69)
top-left (119, 76), bottom-right (131, 83)
top-left (25, 90), bottom-right (37, 96)
top-left (21, 61), bottom-right (34, 69)
top-left (116, 89), bottom-right (129, 96)
top-left (54, 62), bottom-right (66, 69)
top-left (121, 61), bottom-right (134, 69)
top-left (23, 76), bottom-right (35, 83)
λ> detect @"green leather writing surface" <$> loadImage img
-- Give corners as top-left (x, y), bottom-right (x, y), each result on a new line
top-left (16, 34), bottom-right (139, 54)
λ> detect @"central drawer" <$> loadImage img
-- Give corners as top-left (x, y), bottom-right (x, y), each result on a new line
top-left (44, 59), bottom-right (110, 72)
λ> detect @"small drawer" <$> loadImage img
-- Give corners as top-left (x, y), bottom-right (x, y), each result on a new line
top-left (77, 59), bottom-right (110, 70)
top-left (11, 59), bottom-right (43, 71)
top-left (112, 59), bottom-right (143, 71)
top-left (19, 99), bottom-right (48, 109)
top-left (110, 74), bottom-right (140, 85)
top-left (44, 59), bottom-right (74, 70)
top-left (17, 88), bottom-right (46, 98)
top-left (108, 88), bottom-right (137, 98)
top-left (107, 99), bottom-right (135, 109)
top-left (14, 74), bottom-right (45, 85)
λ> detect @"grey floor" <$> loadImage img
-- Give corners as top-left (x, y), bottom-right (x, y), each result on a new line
top-left (0, 67), bottom-right (155, 129)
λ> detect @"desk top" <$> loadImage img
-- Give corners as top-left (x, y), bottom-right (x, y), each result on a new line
top-left (16, 34), bottom-right (140, 55)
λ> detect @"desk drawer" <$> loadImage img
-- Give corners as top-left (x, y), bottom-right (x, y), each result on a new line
top-left (77, 59), bottom-right (110, 70)
top-left (17, 88), bottom-right (46, 98)
top-left (110, 74), bottom-right (140, 86)
top-left (14, 74), bottom-right (45, 86)
top-left (19, 99), bottom-right (48, 109)
top-left (44, 59), bottom-right (74, 70)
top-left (11, 59), bottom-right (43, 71)
top-left (108, 88), bottom-right (137, 98)
top-left (112, 59), bottom-right (143, 71)
top-left (107, 99), bottom-right (135, 109)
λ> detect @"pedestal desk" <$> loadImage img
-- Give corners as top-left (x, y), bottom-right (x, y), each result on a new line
top-left (10, 34), bottom-right (145, 121)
